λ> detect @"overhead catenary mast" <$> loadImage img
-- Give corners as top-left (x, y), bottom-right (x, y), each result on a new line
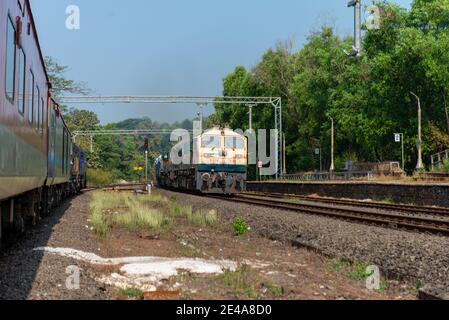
top-left (345, 0), bottom-right (362, 57)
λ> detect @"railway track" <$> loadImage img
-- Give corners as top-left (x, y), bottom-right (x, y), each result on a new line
top-left (210, 193), bottom-right (449, 236)
top-left (244, 192), bottom-right (449, 217)
top-left (102, 183), bottom-right (148, 192)
top-left (98, 186), bottom-right (449, 236)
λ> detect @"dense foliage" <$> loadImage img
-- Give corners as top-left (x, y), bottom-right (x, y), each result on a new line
top-left (65, 113), bottom-right (193, 182)
top-left (212, 0), bottom-right (449, 173)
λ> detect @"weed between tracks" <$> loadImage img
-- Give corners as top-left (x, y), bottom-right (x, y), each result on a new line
top-left (89, 191), bottom-right (218, 238)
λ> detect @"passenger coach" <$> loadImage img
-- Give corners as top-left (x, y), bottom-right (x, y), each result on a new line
top-left (0, 0), bottom-right (86, 240)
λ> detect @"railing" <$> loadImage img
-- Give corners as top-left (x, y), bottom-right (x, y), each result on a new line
top-left (431, 150), bottom-right (449, 171)
top-left (278, 171), bottom-right (403, 182)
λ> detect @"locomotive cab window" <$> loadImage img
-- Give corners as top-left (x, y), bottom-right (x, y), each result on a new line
top-left (225, 137), bottom-right (245, 150)
top-left (201, 135), bottom-right (221, 149)
top-left (5, 15), bottom-right (16, 103)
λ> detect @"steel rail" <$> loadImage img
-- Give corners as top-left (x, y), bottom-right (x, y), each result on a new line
top-left (244, 192), bottom-right (449, 217)
top-left (210, 194), bottom-right (449, 236)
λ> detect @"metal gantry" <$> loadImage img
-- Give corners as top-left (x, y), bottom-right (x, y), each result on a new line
top-left (72, 129), bottom-right (191, 139)
top-left (60, 95), bottom-right (283, 178)
top-left (72, 129), bottom-right (194, 153)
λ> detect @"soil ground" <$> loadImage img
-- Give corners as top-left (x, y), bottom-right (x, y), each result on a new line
top-left (0, 190), bottom-right (416, 300)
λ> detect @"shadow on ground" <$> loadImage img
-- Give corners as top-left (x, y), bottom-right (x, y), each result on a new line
top-left (0, 199), bottom-right (72, 300)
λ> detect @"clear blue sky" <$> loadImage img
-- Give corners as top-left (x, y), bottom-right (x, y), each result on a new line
top-left (30, 0), bottom-right (412, 124)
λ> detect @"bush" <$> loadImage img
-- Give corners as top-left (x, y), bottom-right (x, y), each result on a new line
top-left (87, 168), bottom-right (116, 188)
top-left (441, 160), bottom-right (449, 173)
top-left (233, 218), bottom-right (249, 236)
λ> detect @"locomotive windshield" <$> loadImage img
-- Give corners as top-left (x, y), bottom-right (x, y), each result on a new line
top-left (225, 137), bottom-right (245, 149)
top-left (201, 135), bottom-right (221, 148)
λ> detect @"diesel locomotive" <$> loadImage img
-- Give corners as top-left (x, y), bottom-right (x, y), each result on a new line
top-left (156, 127), bottom-right (248, 194)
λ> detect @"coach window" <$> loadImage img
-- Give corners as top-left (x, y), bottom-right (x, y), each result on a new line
top-left (28, 70), bottom-right (34, 124)
top-left (40, 98), bottom-right (44, 134)
top-left (5, 15), bottom-right (16, 103)
top-left (51, 109), bottom-right (56, 128)
top-left (35, 87), bottom-right (40, 131)
top-left (18, 48), bottom-right (26, 114)
top-left (66, 134), bottom-right (70, 173)
top-left (62, 131), bottom-right (66, 174)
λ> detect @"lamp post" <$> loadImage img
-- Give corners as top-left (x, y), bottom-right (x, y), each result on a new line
top-left (328, 116), bottom-right (335, 172)
top-left (410, 92), bottom-right (424, 171)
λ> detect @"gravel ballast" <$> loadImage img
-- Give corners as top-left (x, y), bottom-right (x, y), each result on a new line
top-left (159, 190), bottom-right (449, 295)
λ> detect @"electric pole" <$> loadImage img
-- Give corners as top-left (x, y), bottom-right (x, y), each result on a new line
top-left (144, 138), bottom-right (149, 182)
top-left (328, 116), bottom-right (335, 172)
top-left (247, 104), bottom-right (255, 132)
top-left (196, 103), bottom-right (207, 133)
top-left (410, 92), bottom-right (424, 171)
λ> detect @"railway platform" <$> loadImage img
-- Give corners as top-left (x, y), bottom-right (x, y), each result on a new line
top-left (247, 180), bottom-right (449, 208)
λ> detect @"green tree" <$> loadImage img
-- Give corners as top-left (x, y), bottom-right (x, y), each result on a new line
top-left (214, 0), bottom-right (449, 173)
top-left (45, 56), bottom-right (90, 98)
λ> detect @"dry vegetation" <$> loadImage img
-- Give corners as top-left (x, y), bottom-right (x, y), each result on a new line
top-left (89, 191), bottom-right (218, 238)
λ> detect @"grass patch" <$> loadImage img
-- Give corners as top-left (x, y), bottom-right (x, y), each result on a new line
top-left (375, 280), bottom-right (390, 293)
top-left (139, 193), bottom-right (169, 206)
top-left (233, 218), bottom-right (249, 236)
top-left (113, 206), bottom-right (170, 232)
top-left (170, 202), bottom-right (218, 227)
top-left (178, 243), bottom-right (203, 258)
top-left (349, 262), bottom-right (372, 281)
top-left (266, 284), bottom-right (284, 297)
top-left (170, 202), bottom-right (193, 217)
top-left (89, 191), bottom-right (172, 237)
top-left (89, 191), bottom-right (219, 238)
top-left (328, 258), bottom-right (372, 281)
top-left (90, 204), bottom-right (109, 239)
top-left (217, 266), bottom-right (284, 299)
top-left (89, 192), bottom-right (133, 238)
top-left (218, 266), bottom-right (258, 299)
top-left (190, 209), bottom-right (218, 227)
top-left (382, 196), bottom-right (394, 204)
top-left (119, 288), bottom-right (144, 300)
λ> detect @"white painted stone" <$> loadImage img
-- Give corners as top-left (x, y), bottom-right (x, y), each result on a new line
top-left (34, 247), bottom-right (237, 291)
